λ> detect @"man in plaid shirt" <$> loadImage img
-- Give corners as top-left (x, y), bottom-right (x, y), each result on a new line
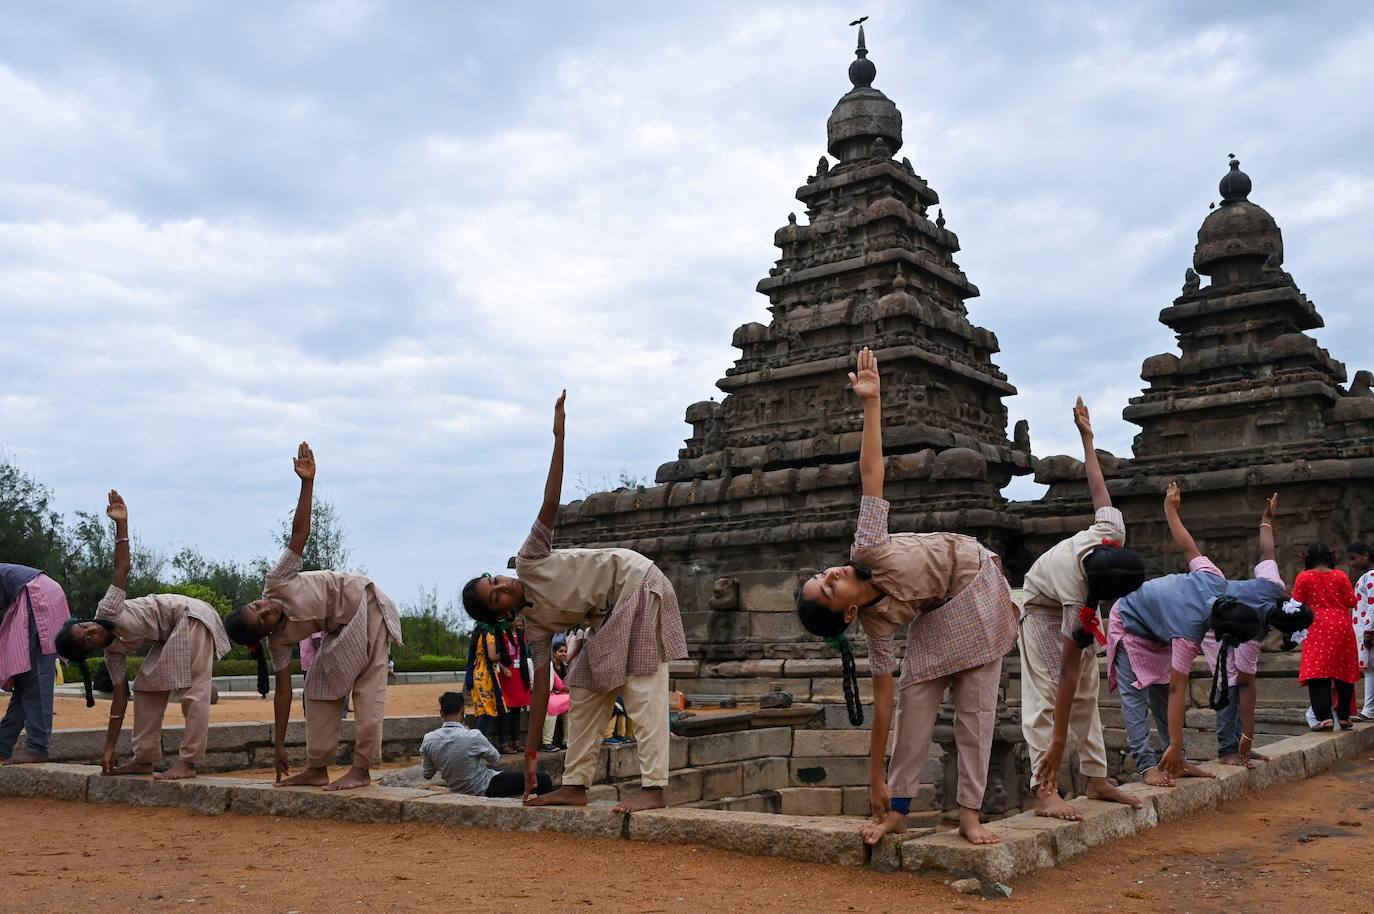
top-left (462, 391), bottom-right (688, 813)
top-left (796, 348), bottom-right (1019, 846)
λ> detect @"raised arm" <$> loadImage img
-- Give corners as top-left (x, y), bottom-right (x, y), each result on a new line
top-left (1075, 398), bottom-right (1110, 511)
top-left (1258, 493), bottom-right (1278, 564)
top-left (1164, 483), bottom-right (1202, 563)
top-left (536, 391), bottom-right (566, 529)
top-left (849, 348), bottom-right (883, 499)
top-left (288, 442), bottom-right (316, 555)
top-left (106, 490), bottom-right (131, 590)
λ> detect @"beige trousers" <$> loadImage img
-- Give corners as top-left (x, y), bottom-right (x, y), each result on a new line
top-left (305, 601), bottom-right (389, 769)
top-left (563, 662), bottom-right (669, 788)
top-left (886, 656), bottom-right (1002, 810)
top-left (1019, 611), bottom-right (1108, 783)
top-left (131, 620), bottom-right (214, 766)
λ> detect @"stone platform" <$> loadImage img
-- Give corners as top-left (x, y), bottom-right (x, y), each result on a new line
top-left (3, 723), bottom-right (1369, 887)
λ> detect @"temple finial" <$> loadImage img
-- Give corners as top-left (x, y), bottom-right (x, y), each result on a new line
top-left (847, 17), bottom-right (875, 88)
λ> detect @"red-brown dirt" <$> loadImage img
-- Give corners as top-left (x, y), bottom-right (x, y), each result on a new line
top-left (4, 751), bottom-right (1372, 913)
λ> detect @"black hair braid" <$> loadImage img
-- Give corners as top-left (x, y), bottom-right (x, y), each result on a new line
top-left (516, 630), bottom-right (532, 690)
top-left (834, 636), bottom-right (864, 726)
top-left (1207, 596), bottom-right (1265, 711)
top-left (55, 617), bottom-right (113, 708)
top-left (76, 659), bottom-right (94, 708)
top-left (248, 641), bottom-right (269, 696)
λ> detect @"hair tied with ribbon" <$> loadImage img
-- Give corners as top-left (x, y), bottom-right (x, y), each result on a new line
top-left (823, 634), bottom-right (850, 654)
top-left (1078, 605), bottom-right (1108, 646)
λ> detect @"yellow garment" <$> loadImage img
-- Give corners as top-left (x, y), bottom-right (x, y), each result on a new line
top-left (469, 632), bottom-right (501, 718)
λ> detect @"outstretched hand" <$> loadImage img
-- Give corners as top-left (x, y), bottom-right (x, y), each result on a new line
top-left (1262, 492), bottom-right (1278, 522)
top-left (106, 490), bottom-right (128, 523)
top-left (1073, 396), bottom-right (1092, 438)
top-left (553, 389), bottom-right (567, 438)
top-left (1164, 481), bottom-right (1182, 513)
top-left (848, 347), bottom-right (880, 402)
top-left (294, 442), bottom-right (316, 481)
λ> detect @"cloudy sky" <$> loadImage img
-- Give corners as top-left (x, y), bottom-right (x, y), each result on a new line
top-left (5, 1), bottom-right (1372, 611)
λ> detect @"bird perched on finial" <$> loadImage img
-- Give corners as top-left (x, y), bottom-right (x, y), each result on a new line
top-left (1228, 152), bottom-right (1236, 160)
top-left (1209, 202), bottom-right (1216, 210)
top-left (849, 16), bottom-right (868, 26)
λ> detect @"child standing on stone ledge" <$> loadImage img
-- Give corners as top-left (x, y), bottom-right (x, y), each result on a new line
top-left (56, 490), bottom-right (230, 781)
top-left (223, 442), bottom-right (404, 791)
top-left (1293, 543), bottom-right (1360, 729)
top-left (1021, 397), bottom-right (1146, 821)
top-left (1107, 486), bottom-right (1311, 783)
top-left (460, 390), bottom-right (689, 814)
top-left (795, 347), bottom-right (1019, 846)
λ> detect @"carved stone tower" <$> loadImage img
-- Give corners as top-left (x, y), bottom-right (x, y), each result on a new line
top-left (556, 28), bottom-right (1030, 672)
top-left (1020, 158), bottom-right (1374, 577)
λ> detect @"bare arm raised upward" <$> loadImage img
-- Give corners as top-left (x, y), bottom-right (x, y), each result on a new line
top-left (536, 391), bottom-right (567, 529)
top-left (850, 348), bottom-right (883, 499)
top-left (288, 442), bottom-right (315, 556)
top-left (1164, 483), bottom-right (1201, 563)
top-left (1075, 398), bottom-right (1111, 511)
top-left (1258, 493), bottom-right (1278, 564)
top-left (107, 490), bottom-right (130, 590)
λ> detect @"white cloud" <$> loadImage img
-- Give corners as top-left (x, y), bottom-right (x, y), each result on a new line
top-left (3, 1), bottom-right (1371, 606)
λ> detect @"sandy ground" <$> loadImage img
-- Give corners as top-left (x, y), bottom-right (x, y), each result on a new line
top-left (4, 752), bottom-right (1373, 913)
top-left (47, 682), bottom-right (460, 729)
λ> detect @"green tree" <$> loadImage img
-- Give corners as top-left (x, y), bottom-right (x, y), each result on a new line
top-left (396, 587), bottom-right (469, 662)
top-left (0, 455), bottom-right (67, 573)
top-left (276, 495), bottom-right (355, 572)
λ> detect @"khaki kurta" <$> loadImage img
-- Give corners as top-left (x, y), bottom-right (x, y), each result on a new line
top-left (97, 587), bottom-right (230, 692)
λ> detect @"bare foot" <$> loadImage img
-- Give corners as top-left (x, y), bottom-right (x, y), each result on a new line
top-left (613, 788), bottom-right (666, 813)
top-left (1218, 753), bottom-right (1255, 769)
top-left (1087, 777), bottom-right (1144, 809)
top-left (958, 807), bottom-right (1000, 845)
top-left (1248, 750), bottom-right (1268, 762)
top-left (105, 761), bottom-right (154, 777)
top-left (1180, 761), bottom-right (1215, 779)
top-left (154, 761), bottom-right (197, 780)
top-left (3, 749), bottom-right (48, 765)
top-left (526, 785), bottom-right (588, 807)
top-left (274, 767), bottom-right (330, 788)
top-left (860, 810), bottom-right (908, 845)
top-left (1034, 788), bottom-right (1083, 821)
top-left (323, 766), bottom-right (372, 791)
top-left (1142, 767), bottom-right (1175, 787)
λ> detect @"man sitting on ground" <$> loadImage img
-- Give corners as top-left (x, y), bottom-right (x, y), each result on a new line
top-left (420, 691), bottom-right (553, 798)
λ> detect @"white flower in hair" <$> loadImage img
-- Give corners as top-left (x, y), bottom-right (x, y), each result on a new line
top-left (1281, 599), bottom-right (1310, 644)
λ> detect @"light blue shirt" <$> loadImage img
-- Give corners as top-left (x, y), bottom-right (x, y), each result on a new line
top-left (420, 721), bottom-right (501, 796)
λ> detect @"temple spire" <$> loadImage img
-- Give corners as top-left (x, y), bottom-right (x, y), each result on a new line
top-left (848, 16), bottom-right (875, 88)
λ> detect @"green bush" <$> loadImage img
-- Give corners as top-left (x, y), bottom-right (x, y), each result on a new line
top-left (393, 656), bottom-right (465, 673)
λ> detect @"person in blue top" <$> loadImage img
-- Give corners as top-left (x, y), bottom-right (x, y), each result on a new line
top-left (1106, 485), bottom-right (1312, 785)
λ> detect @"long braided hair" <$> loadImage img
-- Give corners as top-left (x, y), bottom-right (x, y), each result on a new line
top-left (1206, 594), bottom-right (1313, 710)
top-left (54, 618), bottom-right (115, 708)
top-left (224, 605), bottom-right (270, 697)
top-left (796, 576), bottom-right (866, 726)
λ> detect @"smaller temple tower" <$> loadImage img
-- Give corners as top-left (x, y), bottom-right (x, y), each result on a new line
top-left (1021, 158), bottom-right (1374, 576)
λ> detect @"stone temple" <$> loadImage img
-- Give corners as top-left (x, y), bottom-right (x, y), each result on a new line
top-left (557, 26), bottom-right (1031, 679)
top-left (557, 28), bottom-right (1374, 689)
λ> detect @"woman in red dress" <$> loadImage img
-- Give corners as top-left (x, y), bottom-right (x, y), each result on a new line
top-left (1293, 543), bottom-right (1360, 729)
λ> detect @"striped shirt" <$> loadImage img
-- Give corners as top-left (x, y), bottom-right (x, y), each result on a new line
top-left (420, 721), bottom-right (501, 796)
top-left (518, 520), bottom-right (688, 694)
top-left (97, 587), bottom-right (231, 692)
top-left (0, 574), bottom-right (69, 689)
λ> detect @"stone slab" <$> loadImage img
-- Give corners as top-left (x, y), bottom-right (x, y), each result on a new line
top-left (776, 786), bottom-right (843, 816)
top-left (401, 793), bottom-right (625, 838)
top-left (87, 774), bottom-right (234, 815)
top-left (792, 728), bottom-right (893, 757)
top-left (0, 762), bottom-right (94, 801)
top-left (227, 781), bottom-right (425, 823)
top-left (789, 756), bottom-right (872, 787)
top-left (741, 757), bottom-right (790, 794)
top-left (902, 826), bottom-right (1054, 884)
top-left (629, 807), bottom-right (866, 866)
top-left (688, 727), bottom-right (792, 766)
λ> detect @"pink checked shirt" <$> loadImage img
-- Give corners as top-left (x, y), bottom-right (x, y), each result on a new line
top-left (0, 575), bottom-right (69, 689)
